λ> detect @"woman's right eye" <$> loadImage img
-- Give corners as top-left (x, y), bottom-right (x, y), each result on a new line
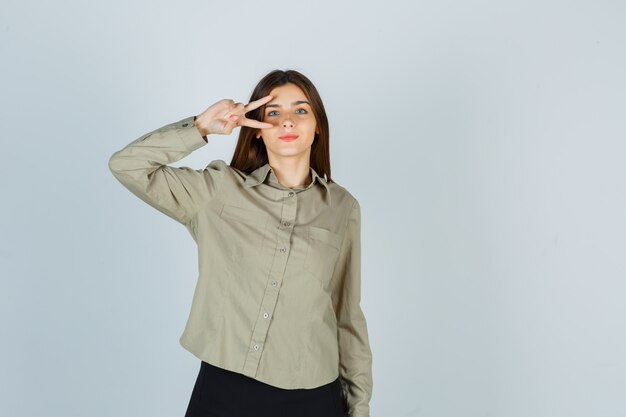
top-left (267, 111), bottom-right (278, 117)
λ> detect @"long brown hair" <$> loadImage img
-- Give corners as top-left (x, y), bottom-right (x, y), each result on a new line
top-left (229, 69), bottom-right (333, 184)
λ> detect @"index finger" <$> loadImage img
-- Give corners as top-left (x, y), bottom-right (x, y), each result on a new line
top-left (244, 94), bottom-right (274, 113)
top-left (241, 118), bottom-right (274, 129)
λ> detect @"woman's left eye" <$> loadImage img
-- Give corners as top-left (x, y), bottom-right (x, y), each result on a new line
top-left (296, 108), bottom-right (307, 114)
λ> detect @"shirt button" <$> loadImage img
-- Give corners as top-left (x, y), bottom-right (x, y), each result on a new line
top-left (182, 123), bottom-right (189, 127)
top-left (288, 191), bottom-right (294, 197)
top-left (283, 221), bottom-right (291, 227)
top-left (254, 344), bottom-right (259, 350)
top-left (280, 247), bottom-right (286, 253)
top-left (263, 313), bottom-right (269, 319)
top-left (271, 281), bottom-right (277, 286)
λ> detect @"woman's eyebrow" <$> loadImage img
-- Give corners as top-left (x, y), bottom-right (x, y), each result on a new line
top-left (265, 100), bottom-right (310, 108)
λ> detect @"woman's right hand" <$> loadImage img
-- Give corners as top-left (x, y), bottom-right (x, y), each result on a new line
top-left (194, 95), bottom-right (274, 137)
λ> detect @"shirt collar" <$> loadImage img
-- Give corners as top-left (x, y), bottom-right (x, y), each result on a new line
top-left (243, 162), bottom-right (332, 207)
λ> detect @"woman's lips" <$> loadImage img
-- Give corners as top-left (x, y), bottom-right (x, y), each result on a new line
top-left (279, 134), bottom-right (299, 141)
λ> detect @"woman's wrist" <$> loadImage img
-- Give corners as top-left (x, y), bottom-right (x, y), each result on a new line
top-left (193, 115), bottom-right (208, 142)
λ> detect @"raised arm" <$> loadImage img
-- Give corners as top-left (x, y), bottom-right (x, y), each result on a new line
top-left (108, 116), bottom-right (222, 226)
top-left (108, 96), bottom-right (274, 226)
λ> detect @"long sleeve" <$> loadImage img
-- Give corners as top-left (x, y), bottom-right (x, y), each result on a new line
top-left (108, 115), bottom-right (225, 226)
top-left (330, 198), bottom-right (373, 417)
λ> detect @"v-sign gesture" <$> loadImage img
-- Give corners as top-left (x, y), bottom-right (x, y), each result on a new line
top-left (195, 95), bottom-right (274, 137)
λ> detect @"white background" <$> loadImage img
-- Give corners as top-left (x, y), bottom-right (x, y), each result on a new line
top-left (1, 1), bottom-right (625, 416)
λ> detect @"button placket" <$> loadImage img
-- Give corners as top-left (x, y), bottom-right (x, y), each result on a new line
top-left (242, 189), bottom-right (298, 378)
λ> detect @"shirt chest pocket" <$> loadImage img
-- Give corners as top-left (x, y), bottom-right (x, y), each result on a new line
top-left (218, 204), bottom-right (270, 261)
top-left (303, 226), bottom-right (343, 284)
top-left (220, 204), bottom-right (268, 227)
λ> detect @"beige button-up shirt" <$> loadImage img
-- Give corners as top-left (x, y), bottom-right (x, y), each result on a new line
top-left (108, 115), bottom-right (373, 417)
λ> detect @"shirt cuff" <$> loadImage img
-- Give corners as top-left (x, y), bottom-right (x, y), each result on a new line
top-left (174, 115), bottom-right (208, 151)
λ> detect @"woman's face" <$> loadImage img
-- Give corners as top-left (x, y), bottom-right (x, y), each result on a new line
top-left (256, 83), bottom-right (319, 162)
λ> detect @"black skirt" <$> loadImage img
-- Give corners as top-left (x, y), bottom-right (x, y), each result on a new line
top-left (184, 361), bottom-right (345, 417)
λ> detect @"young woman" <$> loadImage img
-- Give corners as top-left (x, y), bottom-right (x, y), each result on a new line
top-left (108, 69), bottom-right (373, 417)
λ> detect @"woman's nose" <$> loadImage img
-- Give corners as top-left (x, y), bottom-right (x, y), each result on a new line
top-left (281, 118), bottom-right (294, 127)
